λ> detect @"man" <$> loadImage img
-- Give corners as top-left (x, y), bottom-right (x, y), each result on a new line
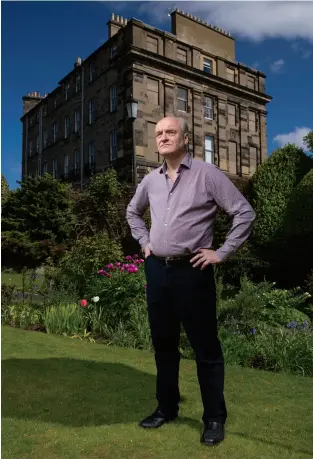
top-left (126, 116), bottom-right (255, 446)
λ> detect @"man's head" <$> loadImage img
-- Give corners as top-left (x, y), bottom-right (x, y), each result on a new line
top-left (155, 117), bottom-right (189, 158)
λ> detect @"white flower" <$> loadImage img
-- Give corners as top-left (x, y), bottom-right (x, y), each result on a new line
top-left (91, 296), bottom-right (100, 303)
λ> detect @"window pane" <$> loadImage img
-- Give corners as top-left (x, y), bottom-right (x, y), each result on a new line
top-left (178, 87), bottom-right (187, 100)
top-left (205, 136), bottom-right (214, 164)
top-left (204, 97), bottom-right (213, 120)
top-left (203, 58), bottom-right (212, 73)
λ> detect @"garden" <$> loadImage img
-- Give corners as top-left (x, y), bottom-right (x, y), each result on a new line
top-left (1, 133), bottom-right (313, 457)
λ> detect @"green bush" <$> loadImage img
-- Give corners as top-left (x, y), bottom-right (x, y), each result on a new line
top-left (43, 303), bottom-right (86, 336)
top-left (2, 303), bottom-right (43, 330)
top-left (82, 255), bottom-right (146, 330)
top-left (1, 283), bottom-right (17, 307)
top-left (217, 277), bottom-right (311, 334)
top-left (282, 169), bottom-right (313, 286)
top-left (1, 174), bottom-right (75, 270)
top-left (250, 144), bottom-right (313, 249)
top-left (219, 327), bottom-right (313, 377)
top-left (56, 231), bottom-right (123, 297)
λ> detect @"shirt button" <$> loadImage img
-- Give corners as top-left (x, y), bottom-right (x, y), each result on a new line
top-left (167, 208), bottom-right (170, 211)
top-left (164, 223), bottom-right (168, 226)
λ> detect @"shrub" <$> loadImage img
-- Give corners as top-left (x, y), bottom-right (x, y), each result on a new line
top-left (250, 144), bottom-right (313, 249)
top-left (56, 231), bottom-right (123, 297)
top-left (282, 169), bottom-right (313, 286)
top-left (82, 254), bottom-right (146, 330)
top-left (1, 174), bottom-right (76, 270)
top-left (2, 303), bottom-right (43, 330)
top-left (217, 277), bottom-right (311, 334)
top-left (304, 270), bottom-right (313, 307)
top-left (43, 303), bottom-right (86, 336)
top-left (219, 326), bottom-right (313, 376)
top-left (1, 283), bottom-right (17, 307)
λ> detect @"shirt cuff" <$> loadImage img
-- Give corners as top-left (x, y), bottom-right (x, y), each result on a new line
top-left (216, 246), bottom-right (232, 263)
top-left (140, 237), bottom-right (150, 251)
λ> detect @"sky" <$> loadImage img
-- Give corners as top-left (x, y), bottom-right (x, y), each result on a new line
top-left (2, 1), bottom-right (313, 189)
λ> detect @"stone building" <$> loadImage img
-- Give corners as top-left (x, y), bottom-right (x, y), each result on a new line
top-left (21, 9), bottom-right (272, 187)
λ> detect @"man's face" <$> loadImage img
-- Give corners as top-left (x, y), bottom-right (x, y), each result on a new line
top-left (155, 118), bottom-right (188, 158)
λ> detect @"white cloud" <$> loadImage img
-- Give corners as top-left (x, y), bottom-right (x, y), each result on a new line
top-left (136, 1), bottom-right (313, 43)
top-left (270, 59), bottom-right (285, 73)
top-left (291, 42), bottom-right (312, 59)
top-left (273, 127), bottom-right (312, 150)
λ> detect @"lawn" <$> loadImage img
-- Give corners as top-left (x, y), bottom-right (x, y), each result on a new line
top-left (1, 271), bottom-right (45, 289)
top-left (2, 326), bottom-right (313, 459)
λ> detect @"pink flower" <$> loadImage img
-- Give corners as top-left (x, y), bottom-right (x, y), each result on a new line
top-left (116, 262), bottom-right (121, 267)
top-left (106, 263), bottom-right (114, 270)
top-left (144, 284), bottom-right (147, 289)
top-left (125, 255), bottom-right (132, 261)
top-left (80, 299), bottom-right (88, 307)
top-left (105, 273), bottom-right (111, 278)
top-left (133, 254), bottom-right (139, 259)
top-left (139, 259), bottom-right (145, 263)
top-left (121, 267), bottom-right (125, 272)
top-left (128, 266), bottom-right (138, 273)
top-left (98, 269), bottom-right (106, 275)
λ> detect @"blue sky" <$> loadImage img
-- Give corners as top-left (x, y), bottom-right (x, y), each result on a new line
top-left (2, 1), bottom-right (313, 189)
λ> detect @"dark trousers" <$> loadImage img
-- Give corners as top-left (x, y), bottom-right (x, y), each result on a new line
top-left (144, 255), bottom-right (227, 424)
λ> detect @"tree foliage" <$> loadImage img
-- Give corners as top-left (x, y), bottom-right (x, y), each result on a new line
top-left (71, 168), bottom-right (130, 242)
top-left (1, 174), bottom-right (10, 204)
top-left (281, 169), bottom-right (313, 285)
top-left (250, 144), bottom-right (313, 248)
top-left (1, 174), bottom-right (76, 269)
top-left (303, 130), bottom-right (313, 154)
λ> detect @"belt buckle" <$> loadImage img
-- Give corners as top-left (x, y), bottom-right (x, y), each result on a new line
top-left (165, 256), bottom-right (173, 265)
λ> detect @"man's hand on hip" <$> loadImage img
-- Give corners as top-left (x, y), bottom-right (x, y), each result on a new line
top-left (190, 249), bottom-right (221, 270)
top-left (143, 246), bottom-right (151, 259)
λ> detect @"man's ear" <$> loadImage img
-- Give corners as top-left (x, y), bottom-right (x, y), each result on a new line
top-left (184, 134), bottom-right (189, 145)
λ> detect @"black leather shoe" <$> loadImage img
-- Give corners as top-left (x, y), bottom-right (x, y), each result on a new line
top-left (200, 422), bottom-right (224, 446)
top-left (139, 409), bottom-right (178, 428)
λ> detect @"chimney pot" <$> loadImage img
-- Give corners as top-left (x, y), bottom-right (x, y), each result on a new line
top-left (125, 18), bottom-right (127, 24)
top-left (116, 15), bottom-right (120, 22)
top-left (111, 13), bottom-right (115, 20)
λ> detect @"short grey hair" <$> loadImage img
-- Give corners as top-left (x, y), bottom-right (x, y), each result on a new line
top-left (163, 115), bottom-right (189, 136)
top-left (177, 117), bottom-right (189, 136)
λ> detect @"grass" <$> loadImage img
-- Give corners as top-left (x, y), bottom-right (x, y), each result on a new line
top-left (2, 326), bottom-right (313, 459)
top-left (1, 271), bottom-right (45, 289)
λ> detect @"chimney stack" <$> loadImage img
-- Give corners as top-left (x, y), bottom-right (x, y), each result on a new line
top-left (22, 91), bottom-right (43, 115)
top-left (107, 12), bottom-right (128, 38)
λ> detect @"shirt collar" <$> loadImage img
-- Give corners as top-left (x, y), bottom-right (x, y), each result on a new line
top-left (159, 153), bottom-right (192, 174)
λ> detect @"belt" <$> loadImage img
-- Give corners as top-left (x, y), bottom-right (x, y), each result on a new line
top-left (150, 253), bottom-right (196, 265)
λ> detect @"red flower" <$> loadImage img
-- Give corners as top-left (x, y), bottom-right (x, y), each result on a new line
top-left (105, 273), bottom-right (111, 278)
top-left (80, 299), bottom-right (88, 307)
